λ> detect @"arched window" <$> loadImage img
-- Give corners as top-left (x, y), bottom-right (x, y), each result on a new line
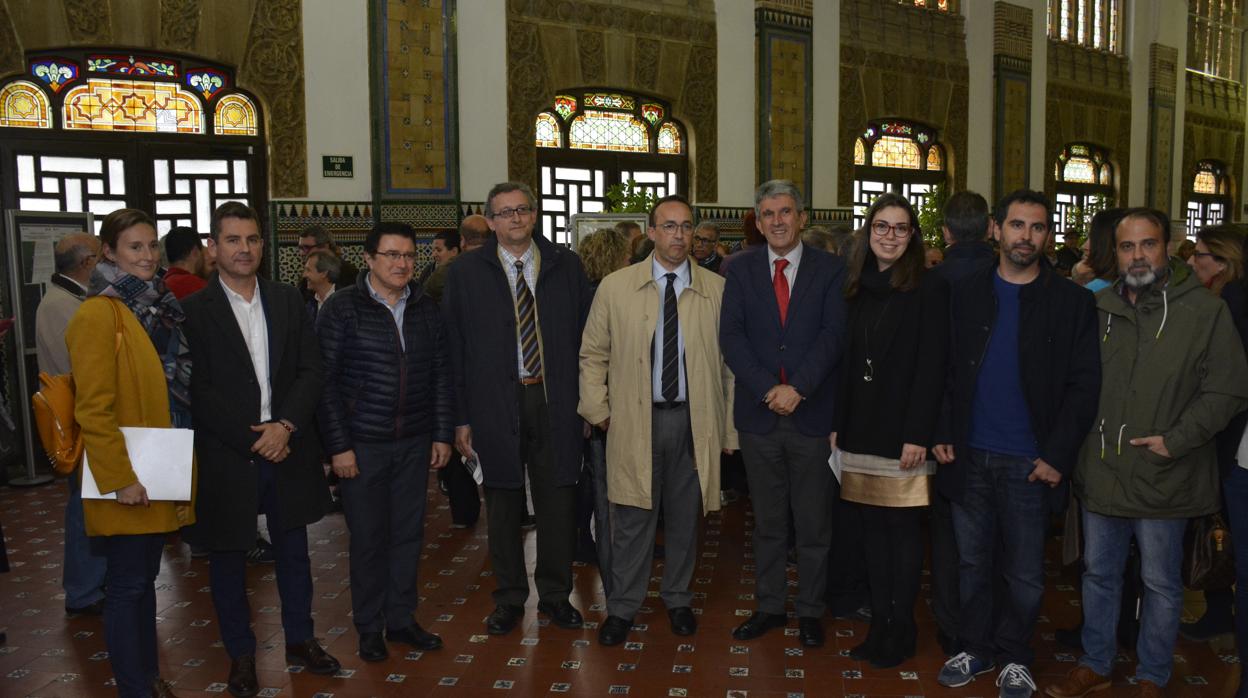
top-left (1053, 143), bottom-right (1115, 235)
top-left (0, 50), bottom-right (265, 234)
top-left (851, 120), bottom-right (946, 228)
top-left (1048, 0), bottom-right (1121, 53)
top-left (1189, 0), bottom-right (1244, 81)
top-left (534, 90), bottom-right (687, 245)
top-left (1186, 159), bottom-right (1232, 235)
top-left (900, 0), bottom-right (952, 11)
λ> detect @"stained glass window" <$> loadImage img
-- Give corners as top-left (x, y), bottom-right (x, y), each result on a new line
top-left (0, 80), bottom-right (52, 128)
top-left (62, 78), bottom-right (203, 134)
top-left (854, 138), bottom-right (866, 166)
top-left (213, 93), bottom-right (257, 136)
top-left (872, 136), bottom-right (922, 169)
top-left (554, 94), bottom-right (577, 121)
top-left (1062, 157), bottom-right (1096, 183)
top-left (1049, 0), bottom-right (1120, 53)
top-left (583, 92), bottom-right (636, 110)
top-left (1189, 0), bottom-right (1244, 81)
top-left (1194, 169), bottom-right (1218, 195)
top-left (535, 112), bottom-right (561, 148)
top-left (30, 59), bottom-right (78, 93)
top-left (657, 122), bottom-right (681, 155)
top-left (927, 145), bottom-right (942, 171)
top-left (642, 103), bottom-right (664, 126)
top-left (569, 110), bottom-right (648, 152)
top-left (904, 0), bottom-right (950, 10)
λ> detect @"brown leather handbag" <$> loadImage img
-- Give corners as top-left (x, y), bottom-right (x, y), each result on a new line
top-left (31, 298), bottom-right (124, 475)
top-left (1183, 512), bottom-right (1236, 591)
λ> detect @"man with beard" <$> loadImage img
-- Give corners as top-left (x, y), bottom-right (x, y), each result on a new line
top-left (1047, 209), bottom-right (1248, 698)
top-left (934, 189), bottom-right (1101, 698)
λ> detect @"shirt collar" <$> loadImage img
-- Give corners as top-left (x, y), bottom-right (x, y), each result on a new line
top-left (497, 243), bottom-right (535, 269)
top-left (219, 276), bottom-right (260, 304)
top-left (767, 241), bottom-right (804, 270)
top-left (651, 257), bottom-right (691, 285)
top-left (365, 273), bottom-right (410, 305)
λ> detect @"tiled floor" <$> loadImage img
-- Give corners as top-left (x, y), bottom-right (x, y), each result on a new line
top-left (0, 478), bottom-right (1240, 697)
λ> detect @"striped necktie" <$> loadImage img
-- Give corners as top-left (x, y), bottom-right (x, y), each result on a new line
top-left (515, 260), bottom-right (541, 377)
top-left (661, 272), bottom-right (679, 402)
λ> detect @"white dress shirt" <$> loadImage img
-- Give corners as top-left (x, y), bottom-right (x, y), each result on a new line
top-left (220, 277), bottom-right (272, 421)
top-left (767, 241), bottom-right (804, 288)
top-left (498, 243), bottom-right (540, 379)
top-left (651, 258), bottom-right (689, 403)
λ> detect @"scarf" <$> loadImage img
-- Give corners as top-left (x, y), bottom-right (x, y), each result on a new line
top-left (89, 262), bottom-right (193, 426)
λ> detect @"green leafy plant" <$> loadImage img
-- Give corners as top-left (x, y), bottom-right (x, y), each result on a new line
top-left (916, 182), bottom-right (949, 249)
top-left (1064, 194), bottom-right (1108, 242)
top-left (605, 180), bottom-right (658, 213)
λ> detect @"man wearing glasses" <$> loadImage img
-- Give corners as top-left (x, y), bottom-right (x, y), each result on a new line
top-left (443, 182), bottom-right (592, 636)
top-left (692, 221), bottom-right (723, 274)
top-left (296, 225), bottom-right (358, 298)
top-left (315, 221), bottom-right (454, 661)
top-left (579, 195), bottom-right (737, 646)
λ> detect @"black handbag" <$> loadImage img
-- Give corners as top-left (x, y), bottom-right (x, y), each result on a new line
top-left (1183, 513), bottom-right (1236, 590)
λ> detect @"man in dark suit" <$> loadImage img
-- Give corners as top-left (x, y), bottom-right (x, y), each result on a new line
top-left (443, 181), bottom-right (592, 636)
top-left (720, 179), bottom-right (847, 648)
top-left (182, 202), bottom-right (338, 698)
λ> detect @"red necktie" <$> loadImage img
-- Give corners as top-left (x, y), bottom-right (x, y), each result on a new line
top-left (774, 259), bottom-right (790, 383)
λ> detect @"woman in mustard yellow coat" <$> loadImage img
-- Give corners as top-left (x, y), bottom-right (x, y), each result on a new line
top-left (66, 208), bottom-right (194, 698)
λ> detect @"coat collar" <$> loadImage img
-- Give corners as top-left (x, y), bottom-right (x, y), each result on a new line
top-left (627, 253), bottom-right (711, 298)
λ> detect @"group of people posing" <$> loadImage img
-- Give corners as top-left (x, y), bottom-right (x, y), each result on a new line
top-left (60, 177), bottom-right (1248, 698)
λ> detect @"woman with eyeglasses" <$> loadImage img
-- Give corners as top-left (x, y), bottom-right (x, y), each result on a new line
top-left (1182, 224), bottom-right (1248, 695)
top-left (835, 193), bottom-right (949, 669)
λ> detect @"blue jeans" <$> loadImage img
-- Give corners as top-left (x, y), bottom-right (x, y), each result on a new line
top-left (952, 449), bottom-right (1048, 666)
top-left (1222, 466), bottom-right (1248, 679)
top-left (100, 532), bottom-right (165, 697)
top-left (1080, 510), bottom-right (1185, 685)
top-left (63, 476), bottom-right (106, 608)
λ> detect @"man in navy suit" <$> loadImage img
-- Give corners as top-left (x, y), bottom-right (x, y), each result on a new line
top-left (720, 179), bottom-right (847, 648)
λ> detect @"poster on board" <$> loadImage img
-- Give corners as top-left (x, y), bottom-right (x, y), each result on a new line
top-left (2, 210), bottom-right (94, 484)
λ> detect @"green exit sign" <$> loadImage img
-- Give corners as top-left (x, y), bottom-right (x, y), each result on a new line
top-left (322, 155), bottom-right (353, 178)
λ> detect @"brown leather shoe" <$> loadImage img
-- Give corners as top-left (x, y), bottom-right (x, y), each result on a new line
top-left (1045, 665), bottom-right (1111, 698)
top-left (285, 638), bottom-right (341, 675)
top-left (1133, 680), bottom-right (1165, 698)
top-left (151, 677), bottom-right (180, 697)
top-left (227, 654), bottom-right (259, 698)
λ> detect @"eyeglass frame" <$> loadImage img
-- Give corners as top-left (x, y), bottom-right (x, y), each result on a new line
top-left (870, 220), bottom-right (914, 238)
top-left (488, 205), bottom-right (536, 220)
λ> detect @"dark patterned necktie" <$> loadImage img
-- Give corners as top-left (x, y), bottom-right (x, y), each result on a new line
top-left (661, 272), bottom-right (679, 402)
top-left (515, 260), bottom-right (541, 377)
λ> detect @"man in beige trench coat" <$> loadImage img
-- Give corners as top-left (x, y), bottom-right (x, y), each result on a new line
top-left (579, 194), bottom-right (738, 647)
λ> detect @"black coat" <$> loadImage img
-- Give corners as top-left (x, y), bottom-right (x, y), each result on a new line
top-left (442, 235), bottom-right (591, 488)
top-left (935, 260), bottom-right (1100, 508)
top-left (837, 261), bottom-right (949, 458)
top-left (1216, 280), bottom-right (1248, 476)
top-left (315, 273), bottom-right (453, 453)
top-left (931, 240), bottom-right (994, 286)
top-left (181, 277), bottom-right (330, 550)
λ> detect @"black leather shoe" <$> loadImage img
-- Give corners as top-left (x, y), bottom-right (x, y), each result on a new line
top-left (537, 600), bottom-right (584, 629)
top-left (387, 623), bottom-right (443, 651)
top-left (66, 599), bottom-right (105, 616)
top-left (731, 611), bottom-right (787, 641)
top-left (798, 616), bottom-right (825, 647)
top-left (598, 615), bottom-right (633, 646)
top-left (487, 604), bottom-right (525, 635)
top-left (285, 638), bottom-right (340, 675)
top-left (668, 607), bottom-right (697, 636)
top-left (358, 632), bottom-right (388, 662)
top-left (871, 622), bottom-right (916, 669)
top-left (226, 655), bottom-right (258, 697)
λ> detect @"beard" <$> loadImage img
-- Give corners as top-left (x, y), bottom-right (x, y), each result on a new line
top-left (1005, 242), bottom-right (1040, 267)
top-left (1122, 261), bottom-right (1167, 290)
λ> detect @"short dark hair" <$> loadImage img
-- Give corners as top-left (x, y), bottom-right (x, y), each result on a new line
top-left (648, 194), bottom-right (693, 227)
top-left (1115, 207), bottom-right (1171, 245)
top-left (209, 201), bottom-right (260, 240)
top-left (485, 181), bottom-right (537, 216)
top-left (943, 191), bottom-right (990, 244)
top-left (306, 249), bottom-right (343, 284)
top-left (163, 226), bottom-right (202, 265)
top-left (434, 229), bottom-right (461, 251)
top-left (99, 208), bottom-right (155, 250)
top-left (994, 189), bottom-right (1053, 230)
top-left (365, 221), bottom-right (417, 255)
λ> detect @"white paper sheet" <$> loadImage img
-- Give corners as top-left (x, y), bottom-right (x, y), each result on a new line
top-left (81, 427), bottom-right (194, 501)
top-left (462, 452), bottom-right (484, 485)
top-left (828, 447), bottom-right (843, 485)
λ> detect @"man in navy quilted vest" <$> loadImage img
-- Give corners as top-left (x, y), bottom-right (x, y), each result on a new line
top-left (315, 221), bottom-right (454, 662)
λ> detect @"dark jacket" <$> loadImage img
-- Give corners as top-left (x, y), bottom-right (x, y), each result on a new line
top-left (181, 277), bottom-right (331, 550)
top-left (298, 259), bottom-right (359, 300)
top-left (935, 260), bottom-right (1101, 509)
top-left (442, 235), bottom-right (591, 488)
top-left (720, 244), bottom-right (848, 437)
top-left (1216, 280), bottom-right (1248, 477)
top-left (315, 273), bottom-right (453, 455)
top-left (931, 240), bottom-right (994, 286)
top-left (837, 260), bottom-right (949, 457)
top-left (1075, 262), bottom-right (1248, 518)
top-left (698, 253), bottom-right (723, 275)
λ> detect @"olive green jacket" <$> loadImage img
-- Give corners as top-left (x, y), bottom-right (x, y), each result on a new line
top-left (1074, 261), bottom-right (1248, 519)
